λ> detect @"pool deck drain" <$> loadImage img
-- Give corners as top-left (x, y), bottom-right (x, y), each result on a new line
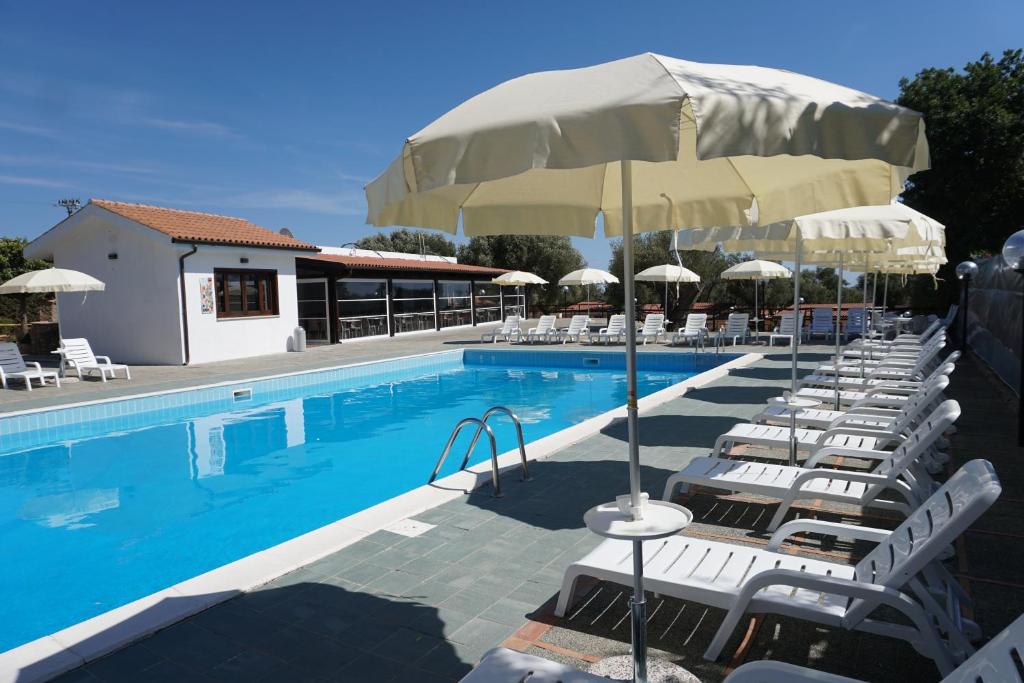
top-left (15, 347), bottom-right (1024, 683)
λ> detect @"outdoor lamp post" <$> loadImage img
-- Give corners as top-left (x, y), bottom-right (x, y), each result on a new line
top-left (955, 260), bottom-right (978, 352)
top-left (562, 285), bottom-right (569, 315)
top-left (1002, 230), bottom-right (1024, 447)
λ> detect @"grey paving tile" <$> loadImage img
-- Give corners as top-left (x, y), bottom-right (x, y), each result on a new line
top-left (49, 668), bottom-right (103, 683)
top-left (479, 596), bottom-right (541, 627)
top-left (134, 659), bottom-right (212, 683)
top-left (340, 652), bottom-right (408, 682)
top-left (205, 648), bottom-right (289, 682)
top-left (250, 625), bottom-right (360, 677)
top-left (372, 626), bottom-right (447, 663)
top-left (332, 560), bottom-right (392, 586)
top-left (407, 605), bottom-right (475, 641)
top-left (447, 617), bottom-right (516, 649)
top-left (364, 568), bottom-right (428, 596)
top-left (403, 578), bottom-right (461, 605)
top-left (82, 641), bottom-right (165, 681)
top-left (142, 621), bottom-right (241, 674)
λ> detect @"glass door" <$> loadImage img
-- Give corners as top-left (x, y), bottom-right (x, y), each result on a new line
top-left (337, 278), bottom-right (390, 340)
top-left (296, 278), bottom-right (329, 343)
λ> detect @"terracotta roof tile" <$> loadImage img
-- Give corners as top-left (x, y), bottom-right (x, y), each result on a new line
top-left (303, 253), bottom-right (510, 276)
top-left (90, 199), bottom-right (319, 251)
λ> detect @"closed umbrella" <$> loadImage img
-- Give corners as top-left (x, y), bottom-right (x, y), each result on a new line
top-left (558, 268), bottom-right (619, 318)
top-left (0, 268), bottom-right (105, 338)
top-left (364, 53), bottom-right (928, 682)
top-left (720, 260), bottom-right (792, 343)
top-left (635, 264), bottom-right (699, 327)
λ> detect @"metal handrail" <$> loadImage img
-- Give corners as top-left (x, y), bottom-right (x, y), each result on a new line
top-left (458, 406), bottom-right (531, 482)
top-left (429, 417), bottom-right (502, 496)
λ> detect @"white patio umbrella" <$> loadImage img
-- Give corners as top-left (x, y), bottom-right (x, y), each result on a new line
top-left (492, 270), bottom-right (548, 286)
top-left (635, 264), bottom-right (699, 324)
top-left (364, 53), bottom-right (928, 681)
top-left (558, 267), bottom-right (619, 317)
top-left (720, 260), bottom-right (792, 342)
top-left (0, 267), bottom-right (105, 336)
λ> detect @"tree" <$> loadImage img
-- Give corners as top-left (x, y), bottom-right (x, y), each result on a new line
top-left (355, 229), bottom-right (456, 257)
top-left (897, 49), bottom-right (1024, 309)
top-left (0, 237), bottom-right (51, 336)
top-left (457, 235), bottom-right (585, 310)
top-left (607, 231), bottom-right (737, 320)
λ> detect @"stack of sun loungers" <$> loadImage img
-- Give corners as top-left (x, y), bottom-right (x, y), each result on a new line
top-left (461, 319), bottom-right (1020, 681)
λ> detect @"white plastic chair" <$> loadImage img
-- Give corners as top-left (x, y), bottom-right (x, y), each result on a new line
top-left (721, 312), bottom-right (749, 346)
top-left (636, 313), bottom-right (665, 345)
top-left (550, 315), bottom-right (589, 344)
top-left (588, 314), bottom-right (626, 344)
top-left (724, 612), bottom-right (1024, 683)
top-left (843, 308), bottom-right (867, 341)
top-left (480, 315), bottom-right (522, 343)
top-left (664, 400), bottom-right (959, 531)
top-left (769, 311), bottom-right (802, 346)
top-left (59, 338), bottom-right (131, 382)
top-left (0, 342), bottom-right (60, 391)
top-left (670, 313), bottom-right (708, 347)
top-left (525, 315), bottom-right (557, 343)
top-left (557, 460), bottom-right (999, 676)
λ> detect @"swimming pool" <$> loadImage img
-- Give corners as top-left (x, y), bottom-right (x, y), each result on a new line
top-left (0, 349), bottom-right (737, 652)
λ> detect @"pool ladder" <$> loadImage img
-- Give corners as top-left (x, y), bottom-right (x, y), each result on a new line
top-left (428, 406), bottom-right (531, 497)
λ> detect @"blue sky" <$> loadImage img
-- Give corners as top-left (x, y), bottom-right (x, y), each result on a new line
top-left (0, 1), bottom-right (1020, 268)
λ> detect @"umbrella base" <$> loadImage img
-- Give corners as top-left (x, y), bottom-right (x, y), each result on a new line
top-left (588, 655), bottom-right (699, 683)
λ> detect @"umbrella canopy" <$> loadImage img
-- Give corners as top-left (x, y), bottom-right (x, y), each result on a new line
top-left (634, 264), bottom-right (699, 283)
top-left (363, 53), bottom-right (929, 682)
top-left (0, 268), bottom-right (105, 294)
top-left (720, 260), bottom-right (792, 280)
top-left (366, 54), bottom-right (928, 236)
top-left (558, 267), bottom-right (619, 286)
top-left (492, 270), bottom-right (548, 286)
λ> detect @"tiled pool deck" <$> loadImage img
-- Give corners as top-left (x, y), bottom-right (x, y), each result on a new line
top-left (8, 332), bottom-right (1022, 682)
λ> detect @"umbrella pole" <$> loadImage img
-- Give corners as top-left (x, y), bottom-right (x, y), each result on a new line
top-left (835, 252), bottom-right (844, 409)
top-left (753, 279), bottom-right (758, 342)
top-left (620, 160), bottom-right (648, 683)
top-left (664, 280), bottom-right (668, 321)
top-left (882, 273), bottom-right (889, 316)
top-left (789, 231), bottom-right (802, 466)
top-left (861, 253), bottom-right (869, 378)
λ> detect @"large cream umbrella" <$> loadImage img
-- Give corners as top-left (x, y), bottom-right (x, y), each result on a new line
top-left (364, 54), bottom-right (928, 681)
top-left (0, 268), bottom-right (105, 337)
top-left (558, 267), bottom-right (619, 318)
top-left (720, 260), bottom-right (792, 342)
top-left (635, 264), bottom-right (699, 325)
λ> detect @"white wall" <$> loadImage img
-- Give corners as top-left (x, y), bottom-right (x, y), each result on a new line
top-left (182, 246), bottom-right (300, 365)
top-left (44, 211), bottom-right (186, 365)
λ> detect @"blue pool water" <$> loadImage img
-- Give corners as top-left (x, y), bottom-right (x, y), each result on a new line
top-left (0, 350), bottom-right (734, 651)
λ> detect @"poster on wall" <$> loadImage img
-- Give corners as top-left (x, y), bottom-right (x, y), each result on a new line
top-left (199, 277), bottom-right (215, 314)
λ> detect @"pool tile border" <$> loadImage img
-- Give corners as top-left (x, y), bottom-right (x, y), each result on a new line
top-left (0, 350), bottom-right (762, 683)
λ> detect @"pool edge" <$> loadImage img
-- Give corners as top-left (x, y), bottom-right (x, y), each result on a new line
top-left (0, 350), bottom-right (763, 683)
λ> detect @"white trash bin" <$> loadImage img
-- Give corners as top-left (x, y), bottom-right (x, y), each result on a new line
top-left (293, 326), bottom-right (307, 352)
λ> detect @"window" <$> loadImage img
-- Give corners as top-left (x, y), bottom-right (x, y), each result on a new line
top-left (297, 279), bottom-right (329, 343)
top-left (437, 280), bottom-right (472, 328)
top-left (392, 279), bottom-right (436, 333)
top-left (337, 278), bottom-right (389, 339)
top-left (215, 269), bottom-right (278, 318)
top-left (474, 282), bottom-right (501, 324)
top-left (501, 287), bottom-right (525, 319)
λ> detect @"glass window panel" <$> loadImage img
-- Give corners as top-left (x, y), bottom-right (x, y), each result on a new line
top-left (438, 281), bottom-right (471, 298)
top-left (392, 280), bottom-right (434, 299)
top-left (260, 275), bottom-right (273, 312)
top-left (476, 283), bottom-right (499, 297)
top-left (299, 318), bottom-right (329, 342)
top-left (392, 298), bottom-right (435, 315)
top-left (298, 301), bottom-right (327, 318)
top-left (339, 316), bottom-right (389, 339)
top-left (216, 275), bottom-right (226, 312)
top-left (339, 299), bottom-right (388, 318)
top-left (227, 274), bottom-right (242, 311)
top-left (338, 279), bottom-right (387, 300)
top-left (245, 276), bottom-right (260, 311)
top-left (297, 282), bottom-right (325, 300)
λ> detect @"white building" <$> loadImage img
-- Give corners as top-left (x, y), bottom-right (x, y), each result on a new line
top-left (25, 199), bottom-right (319, 365)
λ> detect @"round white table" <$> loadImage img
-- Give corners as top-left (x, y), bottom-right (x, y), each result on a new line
top-left (584, 499), bottom-right (693, 682)
top-left (766, 395), bottom-right (822, 465)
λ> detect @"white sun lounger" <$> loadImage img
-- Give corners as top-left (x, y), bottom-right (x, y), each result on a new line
top-left (0, 342), bottom-right (61, 391)
top-left (801, 352), bottom-right (958, 391)
top-left (796, 358), bottom-right (956, 407)
top-left (588, 314), bottom-right (626, 344)
top-left (663, 400), bottom-right (959, 531)
top-left (756, 375), bottom-right (949, 430)
top-left (821, 334), bottom-right (945, 374)
top-left (845, 319), bottom-right (943, 352)
top-left (637, 313), bottom-right (666, 345)
top-left (721, 312), bottom-right (749, 346)
top-left (59, 338), bottom-right (131, 382)
top-left (525, 315), bottom-right (557, 343)
top-left (724, 612), bottom-right (1024, 683)
top-left (670, 313), bottom-right (708, 347)
top-left (557, 460), bottom-right (1000, 675)
top-left (550, 315), bottom-right (590, 344)
top-left (769, 311), bottom-right (803, 346)
top-left (480, 315), bottom-right (522, 343)
top-left (460, 647), bottom-right (605, 682)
